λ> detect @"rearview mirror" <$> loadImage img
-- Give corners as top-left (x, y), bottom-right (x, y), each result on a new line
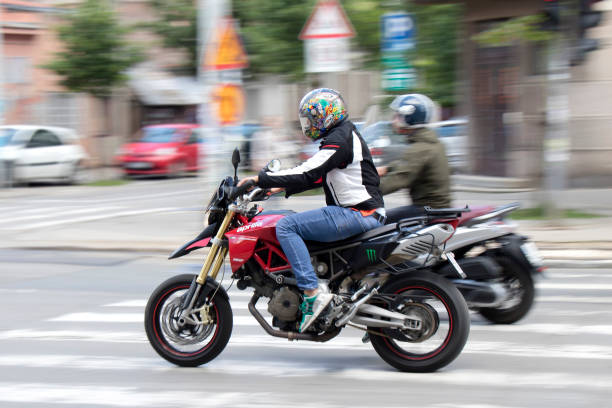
top-left (231, 148), bottom-right (241, 169)
top-left (264, 159), bottom-right (281, 173)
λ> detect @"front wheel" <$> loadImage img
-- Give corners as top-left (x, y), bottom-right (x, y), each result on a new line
top-left (369, 271), bottom-right (470, 372)
top-left (144, 274), bottom-right (233, 367)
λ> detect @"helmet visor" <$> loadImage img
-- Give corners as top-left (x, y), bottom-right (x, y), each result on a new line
top-left (299, 116), bottom-right (312, 136)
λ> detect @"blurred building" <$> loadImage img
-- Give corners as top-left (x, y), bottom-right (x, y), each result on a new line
top-left (420, 0), bottom-right (612, 187)
top-left (0, 0), bottom-right (203, 165)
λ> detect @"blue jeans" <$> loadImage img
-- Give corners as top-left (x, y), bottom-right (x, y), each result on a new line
top-left (275, 206), bottom-right (382, 290)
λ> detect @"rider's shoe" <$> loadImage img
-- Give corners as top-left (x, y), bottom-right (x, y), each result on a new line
top-left (299, 292), bottom-right (334, 333)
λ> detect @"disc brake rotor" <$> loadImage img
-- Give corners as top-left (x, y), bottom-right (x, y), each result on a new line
top-left (383, 301), bottom-right (440, 343)
top-left (160, 297), bottom-right (215, 345)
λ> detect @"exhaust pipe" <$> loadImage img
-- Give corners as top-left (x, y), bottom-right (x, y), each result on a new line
top-left (452, 280), bottom-right (508, 308)
top-left (247, 294), bottom-right (340, 342)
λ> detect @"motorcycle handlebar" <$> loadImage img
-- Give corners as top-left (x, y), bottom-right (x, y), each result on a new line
top-left (227, 179), bottom-right (256, 201)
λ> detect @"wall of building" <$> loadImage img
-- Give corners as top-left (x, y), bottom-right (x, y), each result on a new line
top-left (567, 0), bottom-right (612, 187)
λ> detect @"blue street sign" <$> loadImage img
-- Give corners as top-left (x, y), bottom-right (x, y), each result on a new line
top-left (381, 12), bottom-right (415, 52)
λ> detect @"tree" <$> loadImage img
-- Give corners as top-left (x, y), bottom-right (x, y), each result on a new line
top-left (233, 0), bottom-right (389, 78)
top-left (45, 0), bottom-right (141, 99)
top-left (408, 3), bottom-right (463, 108)
top-left (232, 0), bottom-right (312, 78)
top-left (146, 0), bottom-right (198, 76)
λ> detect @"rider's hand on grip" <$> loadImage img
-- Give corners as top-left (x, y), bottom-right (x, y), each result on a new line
top-left (227, 179), bottom-right (256, 200)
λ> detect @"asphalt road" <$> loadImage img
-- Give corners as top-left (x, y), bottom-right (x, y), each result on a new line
top-left (0, 248), bottom-right (611, 408)
top-left (1, 176), bottom-right (610, 253)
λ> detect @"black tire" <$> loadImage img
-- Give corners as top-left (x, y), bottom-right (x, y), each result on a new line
top-left (369, 271), bottom-right (470, 372)
top-left (144, 274), bottom-right (232, 367)
top-left (479, 256), bottom-right (535, 324)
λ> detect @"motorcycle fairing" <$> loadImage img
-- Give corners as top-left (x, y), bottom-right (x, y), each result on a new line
top-left (168, 223), bottom-right (218, 259)
top-left (225, 214), bottom-right (286, 272)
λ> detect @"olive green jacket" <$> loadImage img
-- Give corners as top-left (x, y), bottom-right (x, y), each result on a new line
top-left (379, 127), bottom-right (451, 208)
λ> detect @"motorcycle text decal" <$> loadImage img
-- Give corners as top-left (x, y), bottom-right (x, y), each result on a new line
top-left (236, 221), bottom-right (263, 233)
top-left (366, 249), bottom-right (376, 263)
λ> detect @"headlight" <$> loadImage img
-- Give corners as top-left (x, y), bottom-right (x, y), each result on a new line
top-left (154, 148), bottom-right (177, 156)
top-left (115, 147), bottom-right (128, 156)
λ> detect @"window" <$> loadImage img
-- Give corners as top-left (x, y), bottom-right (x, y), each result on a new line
top-left (28, 130), bottom-right (62, 148)
top-left (187, 130), bottom-right (199, 144)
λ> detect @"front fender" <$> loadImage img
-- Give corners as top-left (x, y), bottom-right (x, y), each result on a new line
top-left (169, 223), bottom-right (218, 259)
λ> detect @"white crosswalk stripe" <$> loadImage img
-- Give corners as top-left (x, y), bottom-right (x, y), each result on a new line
top-left (1, 263), bottom-right (611, 405)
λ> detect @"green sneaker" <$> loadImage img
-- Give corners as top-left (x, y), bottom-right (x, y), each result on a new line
top-left (299, 292), bottom-right (334, 333)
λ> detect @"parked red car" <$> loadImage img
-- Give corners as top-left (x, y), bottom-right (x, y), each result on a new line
top-left (116, 124), bottom-right (201, 176)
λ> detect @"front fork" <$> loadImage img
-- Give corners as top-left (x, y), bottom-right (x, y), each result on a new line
top-left (180, 211), bottom-right (234, 325)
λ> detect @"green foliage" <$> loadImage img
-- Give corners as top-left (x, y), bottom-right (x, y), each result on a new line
top-left (86, 179), bottom-right (130, 187)
top-left (233, 0), bottom-right (313, 78)
top-left (147, 0), bottom-right (198, 76)
top-left (344, 1), bottom-right (387, 68)
top-left (233, 0), bottom-right (389, 78)
top-left (44, 0), bottom-right (142, 97)
top-left (508, 207), bottom-right (603, 220)
top-left (408, 3), bottom-right (462, 108)
top-left (473, 15), bottom-right (554, 47)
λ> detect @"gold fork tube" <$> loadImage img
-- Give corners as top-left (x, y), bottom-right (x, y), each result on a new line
top-left (209, 247), bottom-right (228, 280)
top-left (196, 210), bottom-right (234, 285)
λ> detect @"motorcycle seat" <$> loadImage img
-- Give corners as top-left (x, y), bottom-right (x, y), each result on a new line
top-left (456, 206), bottom-right (495, 226)
top-left (305, 223), bottom-right (399, 252)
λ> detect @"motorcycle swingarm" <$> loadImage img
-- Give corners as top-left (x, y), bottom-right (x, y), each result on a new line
top-left (351, 304), bottom-right (421, 329)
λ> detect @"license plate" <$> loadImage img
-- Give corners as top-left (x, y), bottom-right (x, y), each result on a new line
top-left (125, 162), bottom-right (153, 169)
top-left (521, 242), bottom-right (543, 267)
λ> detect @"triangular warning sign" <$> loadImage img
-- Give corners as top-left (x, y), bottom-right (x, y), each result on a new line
top-left (204, 19), bottom-right (248, 71)
top-left (299, 0), bottom-right (355, 40)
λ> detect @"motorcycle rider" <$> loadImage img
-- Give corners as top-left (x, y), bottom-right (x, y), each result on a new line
top-left (238, 88), bottom-right (385, 332)
top-left (378, 94), bottom-right (451, 222)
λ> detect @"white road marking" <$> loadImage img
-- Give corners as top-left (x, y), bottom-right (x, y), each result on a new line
top-left (551, 273), bottom-right (612, 279)
top-left (0, 206), bottom-right (122, 225)
top-left (0, 383), bottom-right (276, 408)
top-left (537, 282), bottom-right (612, 290)
top-left (0, 358), bottom-right (609, 391)
top-left (537, 295), bottom-right (612, 304)
top-left (49, 313), bottom-right (145, 323)
top-left (470, 323), bottom-right (612, 335)
top-left (8, 207), bottom-right (176, 231)
top-left (1, 330), bottom-right (612, 361)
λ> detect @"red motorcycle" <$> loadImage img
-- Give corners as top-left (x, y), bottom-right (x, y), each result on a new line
top-left (144, 149), bottom-right (471, 372)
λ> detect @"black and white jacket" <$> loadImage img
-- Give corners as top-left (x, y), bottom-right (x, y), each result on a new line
top-left (258, 120), bottom-right (384, 211)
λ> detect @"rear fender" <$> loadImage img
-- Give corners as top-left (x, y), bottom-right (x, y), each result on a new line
top-left (485, 234), bottom-right (540, 274)
top-left (169, 223), bottom-right (217, 259)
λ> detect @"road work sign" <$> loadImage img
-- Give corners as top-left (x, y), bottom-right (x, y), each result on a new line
top-left (204, 19), bottom-right (248, 71)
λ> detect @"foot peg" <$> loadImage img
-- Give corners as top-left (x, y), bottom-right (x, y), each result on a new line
top-left (335, 286), bottom-right (379, 327)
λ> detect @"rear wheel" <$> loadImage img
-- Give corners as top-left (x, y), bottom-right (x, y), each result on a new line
top-left (479, 256), bottom-right (535, 324)
top-left (144, 274), bottom-right (232, 367)
top-left (369, 271), bottom-right (470, 372)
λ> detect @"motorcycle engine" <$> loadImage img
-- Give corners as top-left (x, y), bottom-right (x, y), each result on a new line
top-left (267, 287), bottom-right (301, 321)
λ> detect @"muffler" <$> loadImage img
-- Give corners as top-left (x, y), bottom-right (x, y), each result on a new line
top-left (452, 279), bottom-right (508, 308)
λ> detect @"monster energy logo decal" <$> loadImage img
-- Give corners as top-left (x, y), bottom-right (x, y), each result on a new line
top-left (366, 249), bottom-right (377, 263)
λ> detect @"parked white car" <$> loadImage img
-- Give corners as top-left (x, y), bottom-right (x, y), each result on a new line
top-left (0, 125), bottom-right (89, 185)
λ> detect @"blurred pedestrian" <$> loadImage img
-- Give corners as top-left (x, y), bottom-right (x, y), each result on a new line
top-left (378, 94), bottom-right (451, 223)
